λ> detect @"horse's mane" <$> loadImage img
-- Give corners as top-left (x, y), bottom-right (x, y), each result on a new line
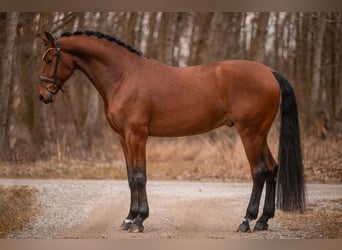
top-left (61, 30), bottom-right (143, 57)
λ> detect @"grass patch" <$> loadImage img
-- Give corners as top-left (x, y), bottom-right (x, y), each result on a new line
top-left (0, 186), bottom-right (39, 238)
top-left (0, 127), bottom-right (341, 183)
top-left (0, 161), bottom-right (128, 180)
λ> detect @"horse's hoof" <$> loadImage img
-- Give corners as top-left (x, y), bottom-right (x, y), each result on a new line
top-left (236, 222), bottom-right (251, 233)
top-left (120, 220), bottom-right (132, 231)
top-left (254, 222), bottom-right (268, 231)
top-left (129, 223), bottom-right (144, 233)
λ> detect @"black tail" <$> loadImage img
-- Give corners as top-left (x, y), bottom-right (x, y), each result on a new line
top-left (273, 71), bottom-right (306, 212)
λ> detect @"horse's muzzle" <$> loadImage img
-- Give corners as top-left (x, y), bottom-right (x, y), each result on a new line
top-left (39, 94), bottom-right (53, 104)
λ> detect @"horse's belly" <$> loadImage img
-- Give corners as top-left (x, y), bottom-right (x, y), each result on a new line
top-left (148, 110), bottom-right (232, 137)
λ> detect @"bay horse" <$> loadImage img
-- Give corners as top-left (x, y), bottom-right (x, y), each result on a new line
top-left (37, 31), bottom-right (305, 233)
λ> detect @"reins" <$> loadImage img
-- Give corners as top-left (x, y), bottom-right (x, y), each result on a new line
top-left (38, 35), bottom-right (72, 95)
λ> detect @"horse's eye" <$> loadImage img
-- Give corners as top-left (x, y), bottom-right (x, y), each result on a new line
top-left (47, 59), bottom-right (52, 64)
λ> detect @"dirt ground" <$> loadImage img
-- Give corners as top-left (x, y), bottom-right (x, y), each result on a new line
top-left (1, 179), bottom-right (341, 239)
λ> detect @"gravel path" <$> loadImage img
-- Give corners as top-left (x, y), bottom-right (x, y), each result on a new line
top-left (1, 179), bottom-right (341, 239)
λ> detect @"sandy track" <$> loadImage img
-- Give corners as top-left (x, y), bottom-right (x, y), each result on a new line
top-left (1, 179), bottom-right (341, 239)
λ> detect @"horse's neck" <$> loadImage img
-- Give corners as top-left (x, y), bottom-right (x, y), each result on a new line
top-left (62, 36), bottom-right (138, 104)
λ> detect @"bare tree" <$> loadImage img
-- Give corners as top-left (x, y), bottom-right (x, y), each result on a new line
top-left (311, 13), bottom-right (327, 117)
top-left (188, 12), bottom-right (214, 65)
top-left (0, 12), bottom-right (19, 153)
top-left (158, 12), bottom-right (179, 65)
top-left (144, 12), bottom-right (159, 58)
top-left (249, 12), bottom-right (270, 62)
top-left (80, 12), bottom-right (105, 149)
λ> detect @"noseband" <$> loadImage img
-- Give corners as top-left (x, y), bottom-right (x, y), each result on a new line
top-left (39, 35), bottom-right (72, 95)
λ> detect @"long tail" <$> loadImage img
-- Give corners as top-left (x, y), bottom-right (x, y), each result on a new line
top-left (272, 71), bottom-right (306, 212)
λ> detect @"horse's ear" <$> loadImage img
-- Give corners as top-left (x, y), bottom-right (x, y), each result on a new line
top-left (44, 32), bottom-right (56, 46)
top-left (37, 32), bottom-right (56, 46)
top-left (37, 33), bottom-right (49, 46)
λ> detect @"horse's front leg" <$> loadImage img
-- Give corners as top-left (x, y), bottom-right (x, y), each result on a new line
top-left (119, 131), bottom-right (149, 233)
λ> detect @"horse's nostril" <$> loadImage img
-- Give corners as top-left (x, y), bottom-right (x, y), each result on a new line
top-left (39, 94), bottom-right (45, 102)
top-left (39, 94), bottom-right (50, 104)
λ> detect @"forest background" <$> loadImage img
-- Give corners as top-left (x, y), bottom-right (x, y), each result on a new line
top-left (0, 12), bottom-right (341, 183)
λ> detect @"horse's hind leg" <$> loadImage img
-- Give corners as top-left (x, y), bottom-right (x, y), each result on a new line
top-left (236, 131), bottom-right (269, 233)
top-left (254, 146), bottom-right (278, 231)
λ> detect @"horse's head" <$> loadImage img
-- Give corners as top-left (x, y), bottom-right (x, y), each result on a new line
top-left (38, 32), bottom-right (75, 104)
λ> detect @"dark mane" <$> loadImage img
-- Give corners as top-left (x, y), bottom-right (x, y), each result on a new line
top-left (61, 30), bottom-right (143, 56)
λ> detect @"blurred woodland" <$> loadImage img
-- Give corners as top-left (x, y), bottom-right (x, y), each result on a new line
top-left (0, 12), bottom-right (341, 182)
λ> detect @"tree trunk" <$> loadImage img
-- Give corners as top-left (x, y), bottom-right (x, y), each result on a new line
top-left (80, 12), bottom-right (107, 150)
top-left (0, 12), bottom-right (19, 153)
top-left (158, 12), bottom-right (179, 65)
top-left (190, 13), bottom-right (214, 65)
top-left (145, 12), bottom-right (159, 58)
top-left (172, 12), bottom-right (190, 66)
top-left (82, 90), bottom-right (100, 150)
top-left (249, 12), bottom-right (270, 62)
top-left (240, 12), bottom-right (248, 59)
top-left (7, 29), bottom-right (21, 151)
top-left (311, 13), bottom-right (327, 117)
top-left (273, 12), bottom-right (280, 69)
top-left (210, 13), bottom-right (228, 62)
top-left (229, 12), bottom-right (244, 59)
top-left (124, 12), bottom-right (139, 46)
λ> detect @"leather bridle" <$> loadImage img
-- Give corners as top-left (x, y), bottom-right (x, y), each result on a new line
top-left (38, 35), bottom-right (72, 95)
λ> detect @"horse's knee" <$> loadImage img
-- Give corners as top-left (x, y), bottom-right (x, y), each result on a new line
top-left (134, 171), bottom-right (146, 189)
top-left (128, 171), bottom-right (146, 189)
